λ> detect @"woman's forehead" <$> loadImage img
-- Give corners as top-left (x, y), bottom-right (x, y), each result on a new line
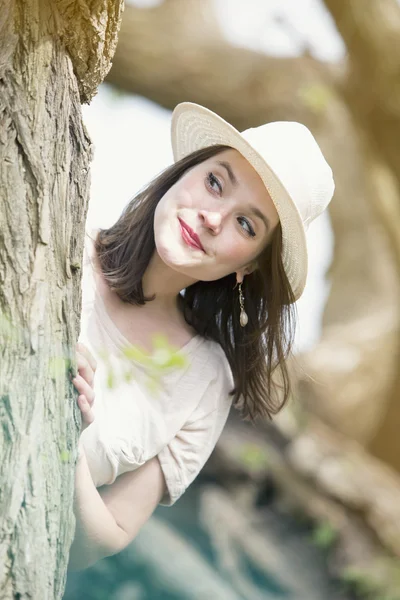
top-left (207, 150), bottom-right (279, 225)
top-left (206, 149), bottom-right (263, 189)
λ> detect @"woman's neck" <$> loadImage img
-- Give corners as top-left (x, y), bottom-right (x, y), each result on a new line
top-left (141, 251), bottom-right (197, 311)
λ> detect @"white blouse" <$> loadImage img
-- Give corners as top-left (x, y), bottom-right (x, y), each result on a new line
top-left (79, 231), bottom-right (234, 505)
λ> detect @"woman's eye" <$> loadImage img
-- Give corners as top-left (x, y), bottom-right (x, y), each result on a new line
top-left (237, 217), bottom-right (256, 237)
top-left (206, 172), bottom-right (222, 195)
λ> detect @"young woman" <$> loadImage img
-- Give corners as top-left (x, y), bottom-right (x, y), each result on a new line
top-left (69, 102), bottom-right (334, 570)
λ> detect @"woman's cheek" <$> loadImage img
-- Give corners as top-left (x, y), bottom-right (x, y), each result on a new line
top-left (223, 233), bottom-right (247, 263)
top-left (230, 244), bottom-right (257, 274)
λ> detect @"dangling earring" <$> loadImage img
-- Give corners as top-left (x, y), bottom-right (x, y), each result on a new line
top-left (238, 282), bottom-right (248, 327)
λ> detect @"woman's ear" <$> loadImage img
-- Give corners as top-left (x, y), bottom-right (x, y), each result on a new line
top-left (244, 260), bottom-right (259, 277)
top-left (246, 261), bottom-right (258, 275)
top-left (236, 260), bottom-right (258, 283)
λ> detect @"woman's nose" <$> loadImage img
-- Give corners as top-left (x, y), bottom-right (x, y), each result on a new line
top-left (199, 210), bottom-right (222, 234)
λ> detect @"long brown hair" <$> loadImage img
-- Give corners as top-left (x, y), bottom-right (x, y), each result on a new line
top-left (95, 145), bottom-right (297, 421)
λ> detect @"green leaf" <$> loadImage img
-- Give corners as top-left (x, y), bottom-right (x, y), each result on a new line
top-left (122, 344), bottom-right (152, 367)
top-left (106, 370), bottom-right (115, 389)
top-left (239, 443), bottom-right (269, 471)
top-left (152, 348), bottom-right (173, 368)
top-left (152, 333), bottom-right (171, 350)
top-left (123, 369), bottom-right (134, 383)
top-left (310, 521), bottom-right (338, 549)
top-left (297, 83), bottom-right (334, 114)
top-left (60, 450), bottom-right (70, 463)
top-left (0, 312), bottom-right (18, 344)
top-left (49, 356), bottom-right (67, 380)
top-left (168, 353), bottom-right (188, 369)
top-left (146, 376), bottom-right (161, 396)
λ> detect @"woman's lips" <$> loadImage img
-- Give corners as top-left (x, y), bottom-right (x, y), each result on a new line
top-left (178, 218), bottom-right (205, 252)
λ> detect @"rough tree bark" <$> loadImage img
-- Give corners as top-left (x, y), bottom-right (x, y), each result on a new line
top-left (0, 1), bottom-right (123, 598)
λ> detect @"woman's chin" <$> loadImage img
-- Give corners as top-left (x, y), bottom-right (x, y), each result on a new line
top-left (155, 246), bottom-right (192, 274)
top-left (155, 237), bottom-right (224, 282)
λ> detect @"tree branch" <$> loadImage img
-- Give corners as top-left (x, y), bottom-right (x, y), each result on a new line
top-left (322, 0), bottom-right (400, 175)
top-left (55, 0), bottom-right (124, 102)
top-left (107, 1), bottom-right (339, 130)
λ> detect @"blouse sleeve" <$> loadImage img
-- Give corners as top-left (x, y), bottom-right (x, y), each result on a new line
top-left (157, 351), bottom-right (233, 506)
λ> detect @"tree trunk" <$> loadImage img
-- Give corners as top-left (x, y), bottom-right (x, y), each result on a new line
top-left (321, 0), bottom-right (400, 473)
top-left (0, 1), bottom-right (123, 598)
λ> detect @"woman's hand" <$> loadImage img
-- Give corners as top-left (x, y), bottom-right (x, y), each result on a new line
top-left (72, 343), bottom-right (97, 431)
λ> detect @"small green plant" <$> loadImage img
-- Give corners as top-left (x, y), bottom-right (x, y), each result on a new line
top-left (60, 450), bottom-right (70, 463)
top-left (310, 521), bottom-right (338, 550)
top-left (297, 83), bottom-right (334, 114)
top-left (340, 566), bottom-right (383, 598)
top-left (0, 311), bottom-right (15, 344)
top-left (239, 443), bottom-right (270, 473)
top-left (101, 333), bottom-right (189, 395)
top-left (339, 558), bottom-right (400, 600)
top-left (49, 355), bottom-right (73, 380)
top-left (384, 560), bottom-right (400, 597)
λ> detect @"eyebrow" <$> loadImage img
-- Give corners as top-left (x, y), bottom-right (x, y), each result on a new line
top-left (217, 160), bottom-right (270, 232)
top-left (217, 161), bottom-right (238, 187)
top-left (248, 205), bottom-right (270, 232)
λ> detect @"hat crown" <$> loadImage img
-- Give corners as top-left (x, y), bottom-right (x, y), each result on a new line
top-left (242, 121), bottom-right (334, 231)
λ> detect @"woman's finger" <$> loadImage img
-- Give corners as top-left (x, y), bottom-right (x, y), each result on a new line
top-left (76, 343), bottom-right (97, 373)
top-left (78, 395), bottom-right (94, 429)
top-left (76, 352), bottom-right (94, 388)
top-left (72, 375), bottom-right (95, 406)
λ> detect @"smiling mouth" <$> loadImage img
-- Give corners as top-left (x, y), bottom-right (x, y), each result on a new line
top-left (178, 218), bottom-right (205, 252)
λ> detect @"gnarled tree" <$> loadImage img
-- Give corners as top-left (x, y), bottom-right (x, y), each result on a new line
top-left (0, 1), bottom-right (123, 598)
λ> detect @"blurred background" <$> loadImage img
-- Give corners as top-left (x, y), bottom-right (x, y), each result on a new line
top-left (65, 1), bottom-right (400, 598)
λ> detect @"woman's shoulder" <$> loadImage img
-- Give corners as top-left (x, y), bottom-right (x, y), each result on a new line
top-left (195, 337), bottom-right (234, 393)
top-left (80, 228), bottom-right (101, 308)
top-left (83, 227), bottom-right (99, 260)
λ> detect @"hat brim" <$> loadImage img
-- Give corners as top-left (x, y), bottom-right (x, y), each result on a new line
top-left (171, 102), bottom-right (308, 301)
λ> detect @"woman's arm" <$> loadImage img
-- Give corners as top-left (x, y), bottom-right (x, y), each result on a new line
top-left (68, 443), bottom-right (129, 571)
top-left (68, 446), bottom-right (165, 571)
top-left (98, 455), bottom-right (166, 541)
top-left (69, 344), bottom-right (166, 571)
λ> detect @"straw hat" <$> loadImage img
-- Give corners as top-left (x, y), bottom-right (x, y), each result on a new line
top-left (171, 102), bottom-right (335, 301)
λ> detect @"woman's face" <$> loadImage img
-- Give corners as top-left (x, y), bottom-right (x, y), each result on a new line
top-left (153, 148), bottom-right (280, 282)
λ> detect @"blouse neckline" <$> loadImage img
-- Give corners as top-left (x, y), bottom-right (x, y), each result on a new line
top-left (86, 231), bottom-right (204, 360)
